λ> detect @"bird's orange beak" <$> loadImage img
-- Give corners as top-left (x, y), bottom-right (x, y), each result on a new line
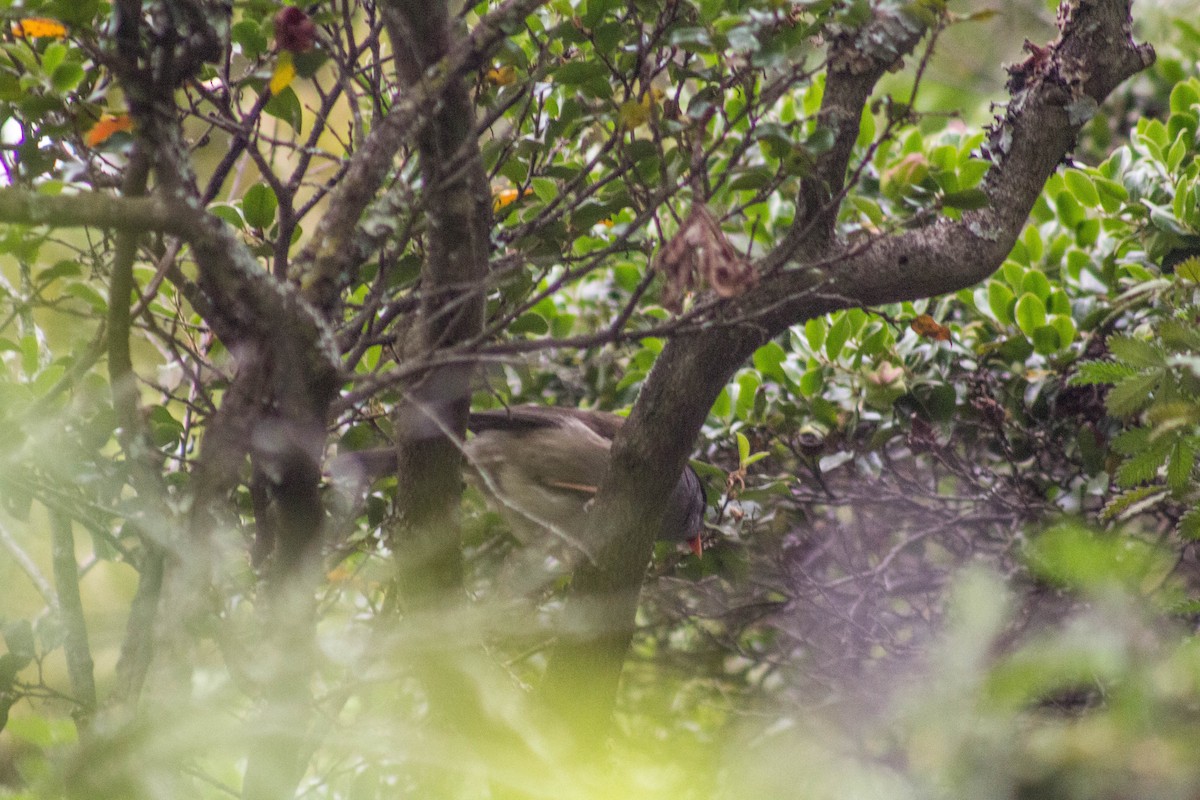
top-left (688, 535), bottom-right (703, 558)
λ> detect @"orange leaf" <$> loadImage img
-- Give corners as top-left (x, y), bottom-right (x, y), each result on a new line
top-left (492, 187), bottom-right (531, 211)
top-left (326, 565), bottom-right (353, 583)
top-left (911, 314), bottom-right (951, 341)
top-left (12, 17), bottom-right (67, 38)
top-left (85, 114), bottom-right (133, 147)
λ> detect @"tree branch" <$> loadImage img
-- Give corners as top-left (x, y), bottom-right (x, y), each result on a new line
top-left (49, 511), bottom-right (97, 727)
top-left (541, 0), bottom-right (1154, 740)
top-left (296, 0), bottom-right (550, 318)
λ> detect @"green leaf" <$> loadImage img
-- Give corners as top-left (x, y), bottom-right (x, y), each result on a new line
top-left (742, 451), bottom-right (769, 467)
top-left (0, 653), bottom-right (27, 690)
top-left (1055, 190), bottom-right (1084, 227)
top-left (1063, 169), bottom-right (1100, 207)
top-left (860, 322), bottom-right (892, 357)
top-left (1046, 288), bottom-right (1071, 316)
top-left (1177, 257), bottom-right (1200, 283)
top-left (1071, 360), bottom-right (1136, 386)
top-left (1020, 269), bottom-right (1051, 302)
top-left (242, 184), bottom-right (278, 229)
top-left (64, 282), bottom-right (107, 312)
top-left (20, 334), bottom-right (39, 377)
top-left (1013, 292), bottom-right (1046, 336)
top-left (292, 49), bottom-right (328, 79)
top-left (509, 312), bottom-right (548, 335)
top-left (50, 63), bottom-right (84, 93)
top-left (232, 19), bottom-right (268, 59)
top-left (710, 386), bottom-right (731, 419)
top-left (1170, 80), bottom-right (1200, 114)
top-left (1107, 335), bottom-right (1164, 369)
top-left (1167, 438), bottom-right (1196, 492)
top-left (798, 366), bottom-right (823, 398)
top-left (42, 43), bottom-right (67, 75)
top-left (1092, 176), bottom-right (1128, 211)
top-left (1101, 485), bottom-right (1169, 522)
top-left (1117, 444), bottom-right (1167, 487)
top-left (1146, 201), bottom-right (1191, 236)
top-left (1161, 319), bottom-right (1200, 350)
top-left (1111, 426), bottom-right (1150, 455)
top-left (1028, 522), bottom-right (1171, 591)
top-left (736, 431), bottom-right (751, 465)
top-left (726, 167), bottom-right (776, 191)
top-left (1105, 372), bottom-right (1160, 417)
top-left (1049, 314), bottom-right (1076, 348)
top-left (264, 86), bottom-right (303, 132)
top-left (1031, 324), bottom-right (1060, 355)
top-left (553, 61), bottom-right (610, 96)
top-left (530, 177), bottom-right (557, 203)
top-left (209, 204), bottom-right (244, 229)
top-left (752, 341), bottom-right (787, 383)
top-left (667, 26), bottom-right (715, 52)
top-left (825, 312), bottom-right (850, 361)
top-left (48, 0), bottom-right (99, 24)
top-left (804, 318), bottom-right (826, 350)
top-left (986, 281), bottom-right (1014, 324)
top-left (735, 371), bottom-right (761, 420)
top-left (570, 200), bottom-right (616, 229)
top-left (1167, 132), bottom-right (1188, 172)
top-left (37, 260), bottom-right (80, 285)
top-left (1181, 505), bottom-right (1200, 540)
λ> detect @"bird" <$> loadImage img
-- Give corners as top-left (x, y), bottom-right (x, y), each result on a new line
top-left (463, 405), bottom-right (706, 556)
top-left (327, 405), bottom-right (706, 556)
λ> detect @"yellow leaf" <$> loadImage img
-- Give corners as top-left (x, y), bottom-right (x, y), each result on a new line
top-left (617, 99), bottom-right (650, 131)
top-left (617, 86), bottom-right (664, 131)
top-left (486, 65), bottom-right (517, 86)
top-left (12, 17), bottom-right (67, 38)
top-left (270, 51), bottom-right (296, 95)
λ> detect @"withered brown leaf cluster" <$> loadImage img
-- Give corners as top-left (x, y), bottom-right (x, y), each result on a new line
top-left (653, 205), bottom-right (757, 312)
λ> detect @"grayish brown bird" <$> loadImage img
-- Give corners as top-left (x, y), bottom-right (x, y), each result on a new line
top-left (464, 405), bottom-right (706, 555)
top-left (328, 405), bottom-right (706, 556)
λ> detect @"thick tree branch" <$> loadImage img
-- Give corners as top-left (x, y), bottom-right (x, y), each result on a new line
top-left (377, 0), bottom-right (493, 601)
top-left (106, 144), bottom-right (172, 711)
top-left (0, 188), bottom-right (196, 236)
top-left (542, 0), bottom-right (1153, 739)
top-left (793, 9), bottom-right (931, 253)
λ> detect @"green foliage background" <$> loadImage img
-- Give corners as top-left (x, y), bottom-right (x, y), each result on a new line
top-left (0, 0), bottom-right (1199, 798)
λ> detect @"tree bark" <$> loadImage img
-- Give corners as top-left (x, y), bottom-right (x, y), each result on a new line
top-left (381, 0), bottom-right (492, 602)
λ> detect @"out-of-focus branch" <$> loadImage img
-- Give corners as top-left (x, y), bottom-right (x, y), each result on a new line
top-left (0, 519), bottom-right (56, 608)
top-left (49, 511), bottom-right (97, 728)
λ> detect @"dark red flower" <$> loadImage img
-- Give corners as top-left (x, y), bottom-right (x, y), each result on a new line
top-left (274, 7), bottom-right (316, 53)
